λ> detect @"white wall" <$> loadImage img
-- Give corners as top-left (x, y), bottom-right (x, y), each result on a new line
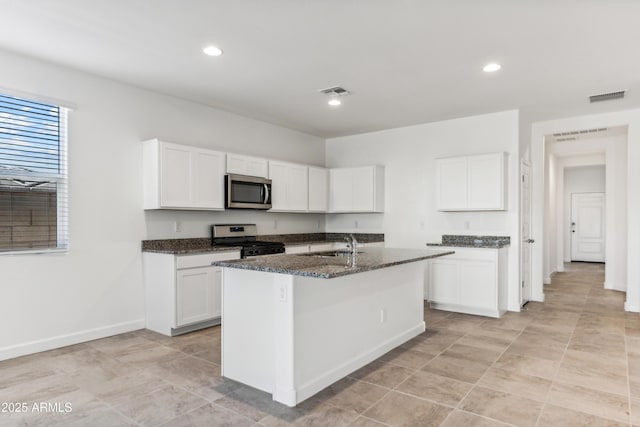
top-left (563, 164), bottom-right (606, 262)
top-left (533, 113), bottom-right (637, 309)
top-left (0, 49), bottom-right (325, 360)
top-left (325, 110), bottom-right (522, 311)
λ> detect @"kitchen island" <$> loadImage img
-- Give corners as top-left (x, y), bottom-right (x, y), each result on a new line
top-left (213, 247), bottom-right (453, 406)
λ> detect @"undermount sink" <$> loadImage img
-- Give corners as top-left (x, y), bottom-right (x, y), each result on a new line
top-left (300, 250), bottom-right (363, 258)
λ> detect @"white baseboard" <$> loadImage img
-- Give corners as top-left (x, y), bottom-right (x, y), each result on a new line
top-left (625, 301), bottom-right (640, 313)
top-left (293, 322), bottom-right (425, 405)
top-left (604, 282), bottom-right (626, 292)
top-left (0, 319), bottom-right (145, 362)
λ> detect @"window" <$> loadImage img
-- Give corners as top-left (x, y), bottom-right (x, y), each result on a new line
top-left (0, 93), bottom-right (68, 253)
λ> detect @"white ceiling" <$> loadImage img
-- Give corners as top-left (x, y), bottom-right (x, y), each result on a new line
top-left (1, 0), bottom-right (639, 138)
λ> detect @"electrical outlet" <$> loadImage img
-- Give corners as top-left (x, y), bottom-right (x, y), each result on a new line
top-left (174, 221), bottom-right (183, 232)
top-left (279, 284), bottom-right (287, 302)
top-left (274, 220), bottom-right (278, 229)
top-left (380, 308), bottom-right (386, 323)
top-left (354, 220), bottom-right (359, 229)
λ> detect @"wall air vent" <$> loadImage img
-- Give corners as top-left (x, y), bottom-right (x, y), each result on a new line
top-left (552, 128), bottom-right (608, 137)
top-left (556, 137), bottom-right (577, 142)
top-left (589, 90), bottom-right (626, 103)
top-left (319, 86), bottom-right (351, 97)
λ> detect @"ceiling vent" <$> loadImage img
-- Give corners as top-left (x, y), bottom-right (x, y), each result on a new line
top-left (319, 86), bottom-right (351, 97)
top-left (552, 128), bottom-right (608, 137)
top-left (589, 90), bottom-right (626, 103)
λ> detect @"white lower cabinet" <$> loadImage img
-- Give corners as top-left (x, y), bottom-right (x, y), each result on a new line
top-left (143, 250), bottom-right (240, 336)
top-left (427, 246), bottom-right (507, 318)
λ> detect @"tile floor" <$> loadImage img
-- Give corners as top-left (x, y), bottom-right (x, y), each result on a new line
top-left (1, 262), bottom-right (639, 426)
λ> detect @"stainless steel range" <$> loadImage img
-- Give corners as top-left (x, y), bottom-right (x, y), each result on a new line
top-left (211, 224), bottom-right (285, 258)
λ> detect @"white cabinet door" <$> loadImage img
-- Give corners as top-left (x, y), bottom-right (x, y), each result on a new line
top-left (160, 142), bottom-right (192, 207)
top-left (288, 164), bottom-right (309, 211)
top-left (457, 260), bottom-right (496, 311)
top-left (329, 166), bottom-right (384, 213)
top-left (352, 167), bottom-right (375, 211)
top-left (429, 259), bottom-right (459, 305)
top-left (436, 157), bottom-right (467, 210)
top-left (269, 161), bottom-right (308, 212)
top-left (329, 168), bottom-right (353, 212)
top-left (226, 153), bottom-right (269, 178)
top-left (468, 153), bottom-right (504, 210)
top-left (176, 267), bottom-right (215, 327)
top-left (193, 149), bottom-right (225, 209)
top-left (144, 139), bottom-right (225, 210)
top-left (308, 167), bottom-right (329, 212)
top-left (436, 153), bottom-right (506, 211)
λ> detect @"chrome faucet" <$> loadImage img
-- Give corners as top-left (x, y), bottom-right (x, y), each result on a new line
top-left (344, 234), bottom-right (358, 255)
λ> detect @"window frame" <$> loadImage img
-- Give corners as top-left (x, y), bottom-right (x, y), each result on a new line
top-left (0, 93), bottom-right (69, 255)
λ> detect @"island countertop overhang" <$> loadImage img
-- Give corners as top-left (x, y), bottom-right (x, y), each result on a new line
top-left (212, 247), bottom-right (454, 279)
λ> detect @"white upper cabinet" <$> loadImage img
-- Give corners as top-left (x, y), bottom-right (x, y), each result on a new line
top-left (308, 167), bottom-right (329, 212)
top-left (269, 160), bottom-right (309, 212)
top-left (329, 166), bottom-right (385, 213)
top-left (436, 152), bottom-right (507, 211)
top-left (226, 153), bottom-right (269, 178)
top-left (143, 139), bottom-right (225, 210)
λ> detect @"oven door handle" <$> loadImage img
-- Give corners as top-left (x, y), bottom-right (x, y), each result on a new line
top-left (264, 184), bottom-right (270, 204)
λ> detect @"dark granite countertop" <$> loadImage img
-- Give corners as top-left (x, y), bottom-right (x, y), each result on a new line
top-left (426, 234), bottom-right (510, 249)
top-left (141, 238), bottom-right (242, 255)
top-left (142, 233), bottom-right (384, 254)
top-left (212, 247), bottom-right (454, 279)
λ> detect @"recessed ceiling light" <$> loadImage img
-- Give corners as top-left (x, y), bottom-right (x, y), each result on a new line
top-left (203, 46), bottom-right (223, 57)
top-left (328, 99), bottom-right (342, 107)
top-left (483, 63), bottom-right (501, 72)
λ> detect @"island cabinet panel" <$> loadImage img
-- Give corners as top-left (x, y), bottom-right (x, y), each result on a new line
top-left (143, 139), bottom-right (226, 210)
top-left (428, 246), bottom-right (507, 318)
top-left (143, 250), bottom-right (240, 336)
top-left (220, 260), bottom-right (427, 407)
top-left (329, 165), bottom-right (385, 213)
top-left (436, 152), bottom-right (507, 211)
top-left (226, 153), bottom-right (269, 178)
top-left (269, 160), bottom-right (309, 212)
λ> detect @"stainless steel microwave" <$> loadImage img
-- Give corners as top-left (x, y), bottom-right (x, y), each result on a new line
top-left (225, 174), bottom-right (272, 209)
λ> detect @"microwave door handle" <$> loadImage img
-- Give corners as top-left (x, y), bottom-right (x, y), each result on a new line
top-left (264, 184), bottom-right (270, 204)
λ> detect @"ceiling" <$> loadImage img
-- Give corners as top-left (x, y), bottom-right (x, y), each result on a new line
top-left (1, 0), bottom-right (639, 138)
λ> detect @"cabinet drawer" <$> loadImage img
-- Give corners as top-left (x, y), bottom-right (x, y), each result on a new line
top-left (176, 251), bottom-right (241, 269)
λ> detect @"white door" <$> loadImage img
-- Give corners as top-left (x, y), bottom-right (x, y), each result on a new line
top-left (521, 161), bottom-right (532, 305)
top-left (571, 193), bottom-right (605, 262)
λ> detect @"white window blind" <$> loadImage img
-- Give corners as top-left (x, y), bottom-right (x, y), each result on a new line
top-left (0, 93), bottom-right (68, 253)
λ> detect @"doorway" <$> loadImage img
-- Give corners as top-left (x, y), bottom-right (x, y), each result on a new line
top-left (570, 192), bottom-right (605, 262)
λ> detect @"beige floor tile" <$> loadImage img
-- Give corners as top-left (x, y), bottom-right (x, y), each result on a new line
top-left (401, 328), bottom-right (463, 355)
top-left (632, 398), bottom-right (640, 426)
top-left (161, 402), bottom-right (254, 427)
top-left (259, 403), bottom-right (359, 427)
top-left (378, 345), bottom-right (435, 370)
top-left (115, 385), bottom-right (208, 426)
top-left (313, 377), bottom-right (388, 414)
top-left (0, 372), bottom-right (79, 403)
top-left (90, 333), bottom-right (159, 355)
top-left (547, 382), bottom-right (629, 423)
top-left (491, 353), bottom-right (559, 380)
top-left (362, 391), bottom-right (451, 427)
top-left (538, 403), bottom-right (628, 427)
top-left (348, 360), bottom-right (414, 389)
top-left (569, 329), bottom-right (626, 357)
top-left (421, 351), bottom-right (494, 384)
top-left (478, 367), bottom-right (551, 402)
top-left (556, 349), bottom-right (628, 395)
top-left (395, 370), bottom-right (472, 406)
top-left (143, 355), bottom-right (240, 401)
top-left (347, 416), bottom-right (388, 426)
top-left (458, 386), bottom-right (543, 427)
top-left (115, 345), bottom-right (187, 368)
top-left (77, 370), bottom-right (169, 406)
top-left (440, 410), bottom-right (509, 427)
